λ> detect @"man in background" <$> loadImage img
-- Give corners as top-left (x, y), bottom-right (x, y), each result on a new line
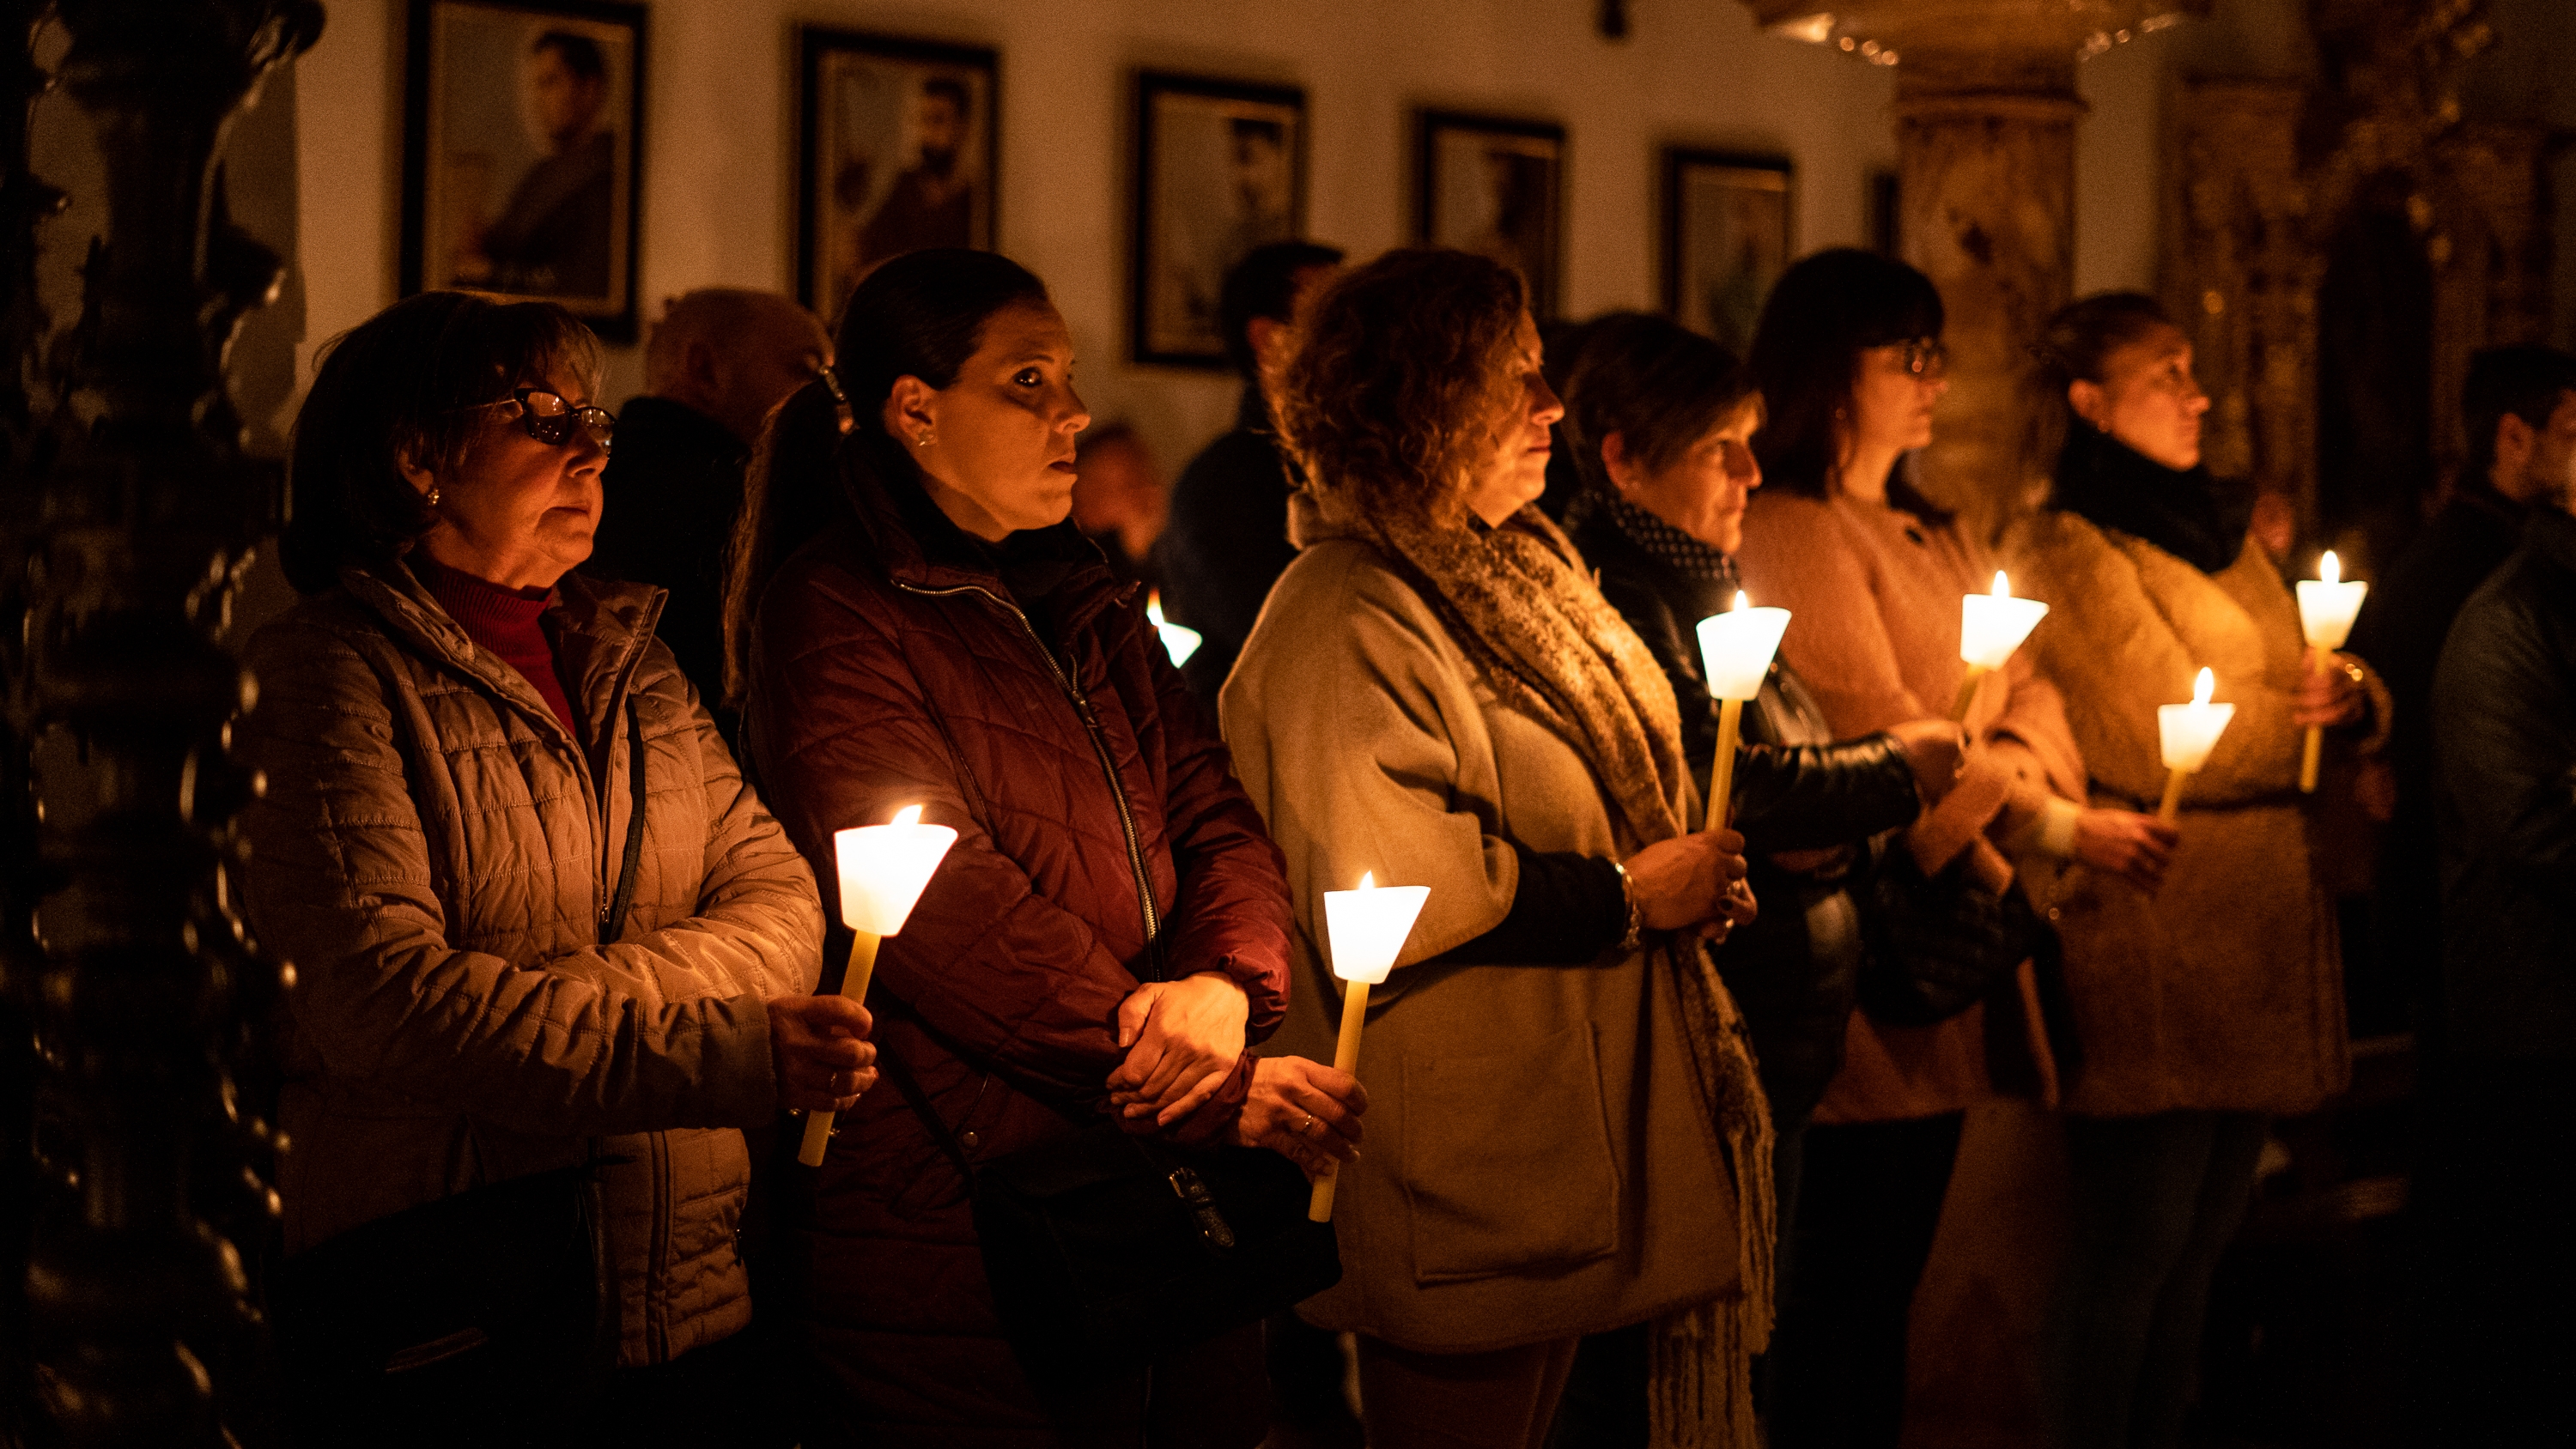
top-left (1070, 422), bottom-right (1166, 587)
top-left (587, 288), bottom-right (830, 738)
top-left (1156, 239), bottom-right (1342, 709)
top-left (854, 77), bottom-right (975, 277)
top-left (2424, 347), bottom-right (2576, 1441)
top-left (2349, 345), bottom-right (2576, 1055)
top-left (481, 30), bottom-right (616, 298)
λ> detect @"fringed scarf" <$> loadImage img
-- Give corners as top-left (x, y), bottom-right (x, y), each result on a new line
top-left (1291, 485), bottom-right (1777, 1447)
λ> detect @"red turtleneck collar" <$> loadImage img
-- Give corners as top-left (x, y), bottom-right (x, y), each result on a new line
top-left (410, 554), bottom-right (580, 741)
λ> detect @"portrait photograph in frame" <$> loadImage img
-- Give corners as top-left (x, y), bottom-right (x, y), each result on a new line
top-left (402, 0), bottom-right (646, 342)
top-left (1418, 111), bottom-right (1565, 320)
top-left (1132, 72), bottom-right (1306, 367)
top-left (797, 28), bottom-right (999, 326)
top-left (1662, 149), bottom-right (1793, 357)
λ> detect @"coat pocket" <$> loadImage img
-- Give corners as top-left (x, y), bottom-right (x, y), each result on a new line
top-left (1400, 1026), bottom-right (1619, 1284)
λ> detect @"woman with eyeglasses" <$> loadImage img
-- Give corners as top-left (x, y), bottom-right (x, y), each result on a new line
top-left (1731, 250), bottom-right (2175, 1446)
top-left (2008, 293), bottom-right (2379, 1448)
top-left (240, 290), bottom-right (861, 1446)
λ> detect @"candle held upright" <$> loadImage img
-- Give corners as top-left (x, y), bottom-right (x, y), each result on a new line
top-left (1954, 571), bottom-right (2049, 722)
top-left (2155, 668), bottom-right (2236, 824)
top-left (1309, 873), bottom-right (1430, 1222)
top-left (798, 804), bottom-right (959, 1167)
top-left (1146, 590), bottom-right (1203, 670)
top-left (2293, 551), bottom-right (2367, 793)
top-left (1692, 591), bottom-right (1792, 831)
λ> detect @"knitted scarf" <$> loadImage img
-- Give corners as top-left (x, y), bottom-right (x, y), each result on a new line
top-left (2053, 424), bottom-right (2253, 577)
top-left (1291, 485), bottom-right (1776, 1448)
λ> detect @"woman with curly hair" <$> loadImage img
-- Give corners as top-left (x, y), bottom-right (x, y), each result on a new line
top-left (1222, 248), bottom-right (1771, 1448)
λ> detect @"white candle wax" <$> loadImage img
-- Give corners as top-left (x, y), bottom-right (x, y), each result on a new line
top-left (2157, 668), bottom-right (2237, 773)
top-left (1959, 570), bottom-right (2050, 670)
top-left (834, 805), bottom-right (960, 936)
top-left (1695, 591), bottom-right (1793, 701)
top-left (2294, 552), bottom-right (2367, 652)
top-left (1321, 873), bottom-right (1431, 985)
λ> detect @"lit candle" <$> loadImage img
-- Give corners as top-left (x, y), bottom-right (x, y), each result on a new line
top-left (1146, 590), bottom-right (1202, 670)
top-left (2293, 551), bottom-right (2367, 793)
top-left (1692, 591), bottom-right (1792, 831)
top-left (2155, 668), bottom-right (2236, 824)
top-left (1953, 570), bottom-right (2049, 722)
top-left (797, 804), bottom-right (960, 1167)
top-left (1308, 872), bottom-right (1430, 1222)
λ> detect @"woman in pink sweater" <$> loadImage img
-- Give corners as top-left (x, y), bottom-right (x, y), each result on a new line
top-left (1733, 249), bottom-right (2175, 1445)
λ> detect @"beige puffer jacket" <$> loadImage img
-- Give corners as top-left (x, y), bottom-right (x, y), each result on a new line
top-left (238, 560), bottom-right (823, 1367)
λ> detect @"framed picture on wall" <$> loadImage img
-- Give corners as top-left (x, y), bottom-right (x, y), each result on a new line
top-left (1132, 72), bottom-right (1307, 367)
top-left (1867, 167), bottom-right (1901, 258)
top-left (797, 28), bottom-right (999, 326)
top-left (1662, 149), bottom-right (1793, 357)
top-left (1418, 112), bottom-right (1565, 319)
top-left (402, 0), bottom-right (647, 342)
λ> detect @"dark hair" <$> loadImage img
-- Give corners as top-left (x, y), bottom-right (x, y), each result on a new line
top-left (1747, 247), bottom-right (1943, 497)
top-left (2029, 291), bottom-right (2176, 469)
top-left (2463, 345), bottom-right (2576, 488)
top-left (1219, 239), bottom-right (1344, 382)
top-left (532, 30), bottom-right (605, 83)
top-left (722, 248), bottom-right (1049, 705)
top-left (920, 76), bottom-right (969, 115)
top-left (1559, 312), bottom-right (1758, 499)
top-left (1276, 247), bottom-right (1527, 524)
top-left (281, 290), bottom-right (600, 594)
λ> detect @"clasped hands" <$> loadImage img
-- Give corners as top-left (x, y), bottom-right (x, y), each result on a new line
top-left (1109, 971), bottom-right (1366, 1179)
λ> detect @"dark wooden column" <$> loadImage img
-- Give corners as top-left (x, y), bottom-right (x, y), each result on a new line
top-left (4, 3), bottom-right (320, 1444)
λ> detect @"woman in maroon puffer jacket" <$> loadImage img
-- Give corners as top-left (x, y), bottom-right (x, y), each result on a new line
top-left (726, 249), bottom-right (1365, 1448)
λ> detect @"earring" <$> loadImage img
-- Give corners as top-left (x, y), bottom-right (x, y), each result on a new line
top-left (425, 486), bottom-right (440, 507)
top-left (916, 433), bottom-right (934, 448)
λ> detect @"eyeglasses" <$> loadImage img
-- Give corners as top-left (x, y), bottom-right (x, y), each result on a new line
top-left (1894, 339), bottom-right (1948, 379)
top-left (465, 387), bottom-right (617, 452)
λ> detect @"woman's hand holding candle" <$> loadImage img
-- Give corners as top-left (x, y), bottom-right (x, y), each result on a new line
top-left (2293, 656), bottom-right (2366, 730)
top-left (1887, 719), bottom-right (1967, 803)
top-left (1694, 591), bottom-right (1793, 830)
top-left (2070, 809), bottom-right (2180, 891)
top-left (2293, 552), bottom-right (2370, 791)
top-left (769, 995), bottom-right (878, 1113)
top-left (1309, 874), bottom-right (1429, 1220)
top-left (798, 804), bottom-right (958, 1167)
top-left (1624, 828), bottom-right (1753, 938)
top-left (1232, 1057), bottom-right (1367, 1180)
top-left (1109, 972), bottom-right (1251, 1127)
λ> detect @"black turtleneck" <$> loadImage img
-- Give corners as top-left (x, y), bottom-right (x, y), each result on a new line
top-left (2051, 424), bottom-right (2253, 577)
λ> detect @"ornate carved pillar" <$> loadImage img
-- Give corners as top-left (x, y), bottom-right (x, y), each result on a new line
top-left (1741, 0), bottom-right (2209, 539)
top-left (4, 2), bottom-right (320, 1445)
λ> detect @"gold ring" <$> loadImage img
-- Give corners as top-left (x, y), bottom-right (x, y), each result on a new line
top-left (1299, 1113), bottom-right (1314, 1134)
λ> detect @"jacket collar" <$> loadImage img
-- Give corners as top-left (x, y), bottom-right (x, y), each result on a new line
top-left (837, 441), bottom-right (1133, 638)
top-left (337, 555), bottom-right (666, 745)
top-left (2524, 504), bottom-right (2576, 579)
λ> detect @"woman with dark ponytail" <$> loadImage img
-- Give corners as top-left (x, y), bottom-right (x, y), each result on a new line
top-left (727, 249), bottom-right (1363, 1447)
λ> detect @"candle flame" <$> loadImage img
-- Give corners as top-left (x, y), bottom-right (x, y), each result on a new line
top-left (2191, 668), bottom-right (2215, 706)
top-left (1732, 590), bottom-right (1750, 612)
top-left (1992, 571), bottom-right (2010, 598)
top-left (1146, 590), bottom-right (1167, 626)
top-left (2319, 550), bottom-right (2340, 586)
top-left (892, 804), bottom-right (922, 827)
top-left (1358, 872), bottom-right (1376, 890)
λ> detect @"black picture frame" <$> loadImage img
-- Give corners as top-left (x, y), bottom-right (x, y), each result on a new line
top-left (402, 0), bottom-right (647, 343)
top-left (1661, 148), bottom-right (1794, 357)
top-left (795, 27), bottom-right (1000, 326)
top-left (1130, 70), bottom-right (1308, 368)
top-left (1416, 110), bottom-right (1566, 319)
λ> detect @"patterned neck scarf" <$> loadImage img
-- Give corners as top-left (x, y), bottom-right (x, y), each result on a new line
top-left (1607, 497), bottom-right (1741, 591)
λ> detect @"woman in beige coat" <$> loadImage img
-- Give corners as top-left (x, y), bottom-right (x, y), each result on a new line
top-left (240, 292), bottom-right (863, 1446)
top-left (1222, 248), bottom-right (1768, 1449)
top-left (2010, 292), bottom-right (2382, 1448)
top-left (1734, 250), bottom-right (2176, 1446)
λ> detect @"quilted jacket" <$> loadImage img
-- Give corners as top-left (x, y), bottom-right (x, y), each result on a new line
top-left (238, 560), bottom-right (824, 1368)
top-left (738, 452), bottom-right (1292, 1446)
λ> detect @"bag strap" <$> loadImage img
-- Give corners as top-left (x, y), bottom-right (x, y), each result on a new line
top-left (602, 698), bottom-right (647, 946)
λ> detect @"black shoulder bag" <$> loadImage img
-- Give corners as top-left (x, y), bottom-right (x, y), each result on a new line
top-left (1854, 831), bottom-right (2057, 1026)
top-left (876, 1034), bottom-right (1340, 1393)
top-left (272, 701), bottom-right (647, 1446)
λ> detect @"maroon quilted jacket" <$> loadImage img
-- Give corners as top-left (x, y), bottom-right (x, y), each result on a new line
top-left (739, 453), bottom-right (1292, 1446)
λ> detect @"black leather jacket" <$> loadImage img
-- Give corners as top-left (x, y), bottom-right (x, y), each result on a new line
top-left (1575, 510), bottom-right (1922, 1122)
top-left (2433, 505), bottom-right (2576, 1064)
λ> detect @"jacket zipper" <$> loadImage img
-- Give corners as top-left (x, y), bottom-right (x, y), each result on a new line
top-left (893, 580), bottom-right (1163, 957)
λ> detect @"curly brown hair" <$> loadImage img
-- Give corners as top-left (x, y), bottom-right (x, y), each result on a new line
top-left (1275, 247), bottom-right (1529, 526)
